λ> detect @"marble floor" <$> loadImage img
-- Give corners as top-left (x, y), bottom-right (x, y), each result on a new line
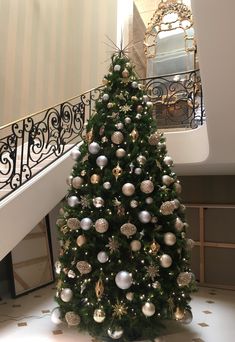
top-left (0, 284), bottom-right (235, 342)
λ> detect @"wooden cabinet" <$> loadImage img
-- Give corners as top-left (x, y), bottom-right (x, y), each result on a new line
top-left (186, 204), bottom-right (235, 290)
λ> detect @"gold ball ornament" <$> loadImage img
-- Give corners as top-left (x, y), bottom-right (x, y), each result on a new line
top-left (148, 132), bottom-right (161, 145)
top-left (111, 131), bottom-right (124, 145)
top-left (140, 180), bottom-right (154, 194)
top-left (112, 163), bottom-right (123, 180)
top-left (122, 68), bottom-right (129, 78)
top-left (65, 311), bottom-right (81, 326)
top-left (174, 182), bottom-right (182, 194)
top-left (160, 201), bottom-right (175, 215)
top-left (164, 232), bottom-right (176, 246)
top-left (120, 223), bottom-right (137, 238)
top-left (142, 302), bottom-right (156, 317)
top-left (122, 183), bottom-right (135, 196)
top-left (177, 272), bottom-right (193, 287)
top-left (93, 309), bottom-right (106, 323)
top-left (137, 154), bottom-right (147, 165)
top-left (162, 175), bottom-right (174, 186)
top-left (126, 292), bottom-right (134, 301)
top-left (90, 174), bottom-right (100, 184)
top-left (76, 235), bottom-right (86, 247)
top-left (67, 218), bottom-right (80, 230)
top-left (130, 240), bottom-right (141, 251)
top-left (160, 254), bottom-right (172, 268)
top-left (72, 176), bottom-right (84, 189)
top-left (95, 218), bottom-right (109, 233)
top-left (137, 105), bottom-right (143, 113)
top-left (116, 148), bottom-right (126, 158)
top-left (76, 261), bottom-right (92, 275)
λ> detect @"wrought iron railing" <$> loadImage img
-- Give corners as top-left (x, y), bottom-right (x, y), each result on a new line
top-left (0, 70), bottom-right (204, 202)
top-left (141, 69), bottom-right (205, 129)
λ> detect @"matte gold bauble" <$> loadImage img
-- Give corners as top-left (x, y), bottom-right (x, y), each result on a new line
top-left (76, 235), bottom-right (86, 247)
top-left (122, 183), bottom-right (135, 196)
top-left (130, 240), bottom-right (141, 251)
top-left (90, 174), bottom-right (100, 184)
top-left (67, 218), bottom-right (80, 230)
top-left (140, 180), bottom-right (154, 194)
top-left (116, 148), bottom-right (126, 158)
top-left (95, 218), bottom-right (109, 233)
top-left (111, 131), bottom-right (124, 145)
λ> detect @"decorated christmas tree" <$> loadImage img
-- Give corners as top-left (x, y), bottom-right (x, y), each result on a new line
top-left (53, 49), bottom-right (196, 342)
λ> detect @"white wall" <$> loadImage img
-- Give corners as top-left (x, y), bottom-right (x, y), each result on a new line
top-left (0, 0), bottom-right (117, 126)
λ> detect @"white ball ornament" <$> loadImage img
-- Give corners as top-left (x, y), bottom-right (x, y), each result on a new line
top-left (174, 217), bottom-right (184, 232)
top-left (80, 217), bottom-right (93, 231)
top-left (96, 155), bottom-right (108, 169)
top-left (70, 148), bottom-right (81, 161)
top-left (72, 176), bottom-right (83, 189)
top-left (103, 181), bottom-right (111, 190)
top-left (114, 64), bottom-right (121, 72)
top-left (134, 167), bottom-right (142, 175)
top-left (164, 156), bottom-right (173, 166)
top-left (88, 142), bottom-right (101, 154)
top-left (132, 81), bottom-right (138, 88)
top-left (164, 232), bottom-right (177, 246)
top-left (67, 196), bottom-right (79, 207)
top-left (97, 251), bottom-right (109, 263)
top-left (102, 93), bottom-right (109, 101)
top-left (146, 197), bottom-right (153, 204)
top-left (142, 302), bottom-right (156, 317)
top-left (115, 271), bottom-right (133, 290)
top-left (130, 240), bottom-right (141, 251)
top-left (146, 101), bottom-right (153, 108)
top-left (138, 210), bottom-right (151, 223)
top-left (122, 183), bottom-right (135, 196)
top-left (60, 288), bottom-right (73, 302)
top-left (107, 327), bottom-right (124, 340)
top-left (160, 254), bottom-right (172, 268)
top-left (51, 307), bottom-right (63, 325)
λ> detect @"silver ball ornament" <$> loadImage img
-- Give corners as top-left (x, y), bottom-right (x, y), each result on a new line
top-left (160, 254), bottom-right (172, 268)
top-left (102, 93), bottom-right (109, 101)
top-left (164, 156), bottom-right (174, 166)
top-left (115, 271), bottom-right (133, 290)
top-left (136, 113), bottom-right (142, 120)
top-left (126, 292), bottom-right (134, 301)
top-left (97, 251), bottom-right (109, 263)
top-left (51, 307), bottom-right (63, 325)
top-left (130, 240), bottom-right (141, 251)
top-left (67, 196), bottom-right (79, 207)
top-left (142, 302), bottom-right (156, 317)
top-left (124, 117), bottom-right (131, 124)
top-left (114, 64), bottom-right (121, 71)
top-left (103, 181), bottom-right (111, 190)
top-left (134, 167), bottom-right (142, 175)
top-left (60, 288), bottom-right (73, 302)
top-left (93, 309), bottom-right (106, 323)
top-left (72, 176), bottom-right (84, 189)
top-left (96, 155), bottom-right (108, 169)
top-left (107, 327), bottom-right (124, 339)
top-left (116, 148), bottom-right (126, 158)
top-left (70, 148), bottom-right (81, 161)
top-left (138, 210), bottom-right (151, 223)
top-left (80, 217), bottom-right (93, 230)
top-left (88, 142), bottom-right (101, 154)
top-left (122, 183), bottom-right (135, 196)
top-left (146, 197), bottom-right (153, 204)
top-left (162, 175), bottom-right (174, 186)
top-left (164, 232), bottom-right (177, 246)
top-left (132, 81), bottom-right (138, 88)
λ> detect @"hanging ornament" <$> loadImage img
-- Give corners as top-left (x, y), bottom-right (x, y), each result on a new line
top-left (76, 235), bottom-right (86, 247)
top-left (97, 251), bottom-right (109, 263)
top-left (93, 309), bottom-right (106, 324)
top-left (95, 279), bottom-right (104, 298)
top-left (130, 200), bottom-right (138, 208)
top-left (67, 270), bottom-right (76, 278)
top-left (164, 155), bottom-right (174, 166)
top-left (90, 174), bottom-right (101, 184)
top-left (126, 292), bottom-right (134, 301)
top-left (112, 163), bottom-right (123, 180)
top-left (146, 265), bottom-right (159, 281)
top-left (103, 181), bottom-right (111, 190)
top-left (96, 155), bottom-right (108, 169)
top-left (65, 311), bottom-right (81, 326)
top-left (88, 142), bottom-right (101, 154)
top-left (135, 113), bottom-right (142, 120)
top-left (102, 93), bottom-right (109, 101)
top-left (95, 218), bottom-right (109, 233)
top-left (140, 180), bottom-right (154, 194)
top-left (149, 241), bottom-right (160, 255)
top-left (76, 261), bottom-right (92, 275)
top-left (67, 218), bottom-right (80, 230)
top-left (72, 176), bottom-right (84, 189)
top-left (51, 307), bottom-right (63, 325)
top-left (124, 116), bottom-right (131, 124)
top-left (142, 95), bottom-right (148, 102)
top-left (160, 201), bottom-right (175, 215)
top-left (115, 122), bottom-right (124, 130)
top-left (120, 223), bottom-right (137, 238)
top-left (80, 218), bottom-right (93, 230)
top-left (106, 237), bottom-right (120, 253)
top-left (137, 105), bottom-right (143, 113)
top-left (102, 78), bottom-right (109, 85)
top-left (54, 261), bottom-right (62, 274)
top-left (122, 68), bottom-right (129, 78)
top-left (122, 183), bottom-right (135, 196)
top-left (117, 205), bottom-right (125, 216)
top-left (148, 132), bottom-right (161, 146)
top-left (120, 104), bottom-right (132, 113)
top-left (174, 307), bottom-right (185, 321)
top-left (134, 168), bottom-right (141, 175)
top-left (67, 196), bottom-right (79, 207)
top-left (160, 254), bottom-right (172, 268)
top-left (70, 148), bottom-right (81, 161)
top-left (115, 271), bottom-right (133, 289)
top-left (111, 131), bottom-right (124, 145)
top-left (174, 217), bottom-right (184, 232)
top-left (180, 309), bottom-right (193, 324)
top-left (102, 136), bottom-right (108, 143)
top-left (131, 95), bottom-right (138, 101)
top-left (80, 170), bottom-right (86, 176)
top-left (107, 102), bottom-right (114, 109)
top-left (60, 288), bottom-right (73, 302)
top-left (112, 301), bottom-right (128, 318)
top-left (162, 175), bottom-right (174, 186)
top-left (164, 232), bottom-right (177, 246)
top-left (86, 129), bottom-right (94, 143)
top-left (93, 197), bottom-right (104, 208)
top-left (136, 154), bottom-right (147, 165)
top-left (142, 302), bottom-right (155, 317)
top-left (130, 240), bottom-right (141, 252)
top-left (145, 197), bottom-right (153, 204)
top-left (138, 210), bottom-right (151, 223)
top-left (107, 327), bottom-right (124, 340)
top-left (129, 162), bottom-right (134, 174)
top-left (130, 128), bottom-right (139, 142)
top-left (116, 148), bottom-right (126, 158)
top-left (114, 64), bottom-right (121, 72)
top-left (132, 81), bottom-right (138, 88)
top-left (177, 272), bottom-right (193, 287)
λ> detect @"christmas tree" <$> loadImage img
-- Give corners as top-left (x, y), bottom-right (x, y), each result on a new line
top-left (53, 50), bottom-right (196, 342)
